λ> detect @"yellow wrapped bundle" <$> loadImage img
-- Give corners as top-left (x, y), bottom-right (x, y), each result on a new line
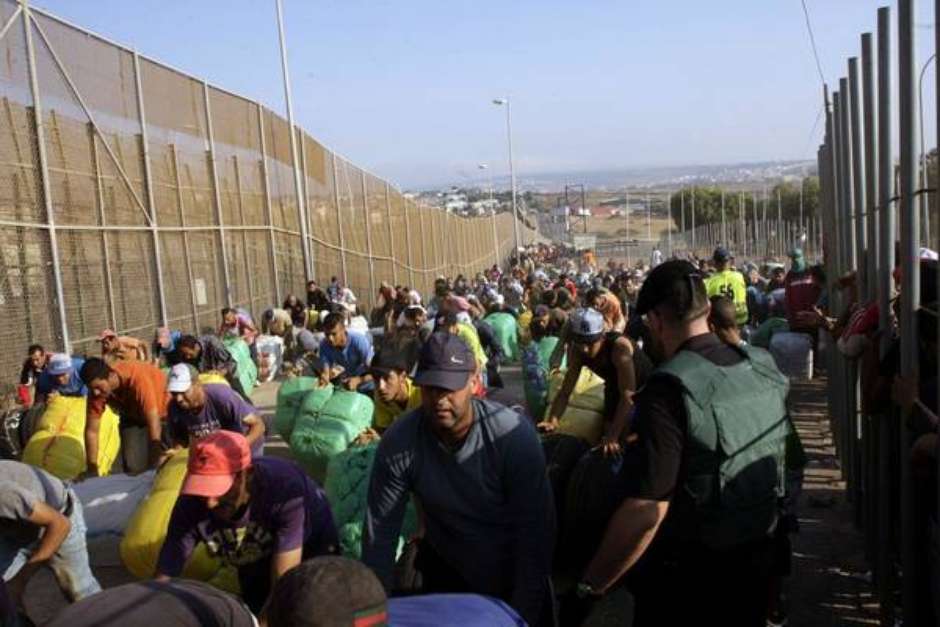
top-left (545, 369), bottom-right (607, 446)
top-left (196, 372), bottom-right (229, 386)
top-left (22, 396), bottom-right (120, 480)
top-left (120, 449), bottom-right (239, 593)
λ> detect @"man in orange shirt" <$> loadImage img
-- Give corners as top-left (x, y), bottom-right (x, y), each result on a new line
top-left (79, 357), bottom-right (169, 475)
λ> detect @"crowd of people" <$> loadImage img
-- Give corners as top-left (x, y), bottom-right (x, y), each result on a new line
top-left (6, 234), bottom-right (935, 626)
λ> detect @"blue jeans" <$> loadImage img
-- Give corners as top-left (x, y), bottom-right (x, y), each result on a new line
top-left (0, 489), bottom-right (101, 603)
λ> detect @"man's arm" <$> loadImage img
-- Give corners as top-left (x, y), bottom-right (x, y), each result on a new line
top-left (155, 499), bottom-right (201, 580)
top-left (7, 501), bottom-right (71, 605)
top-left (504, 420), bottom-right (555, 625)
top-left (602, 340), bottom-right (637, 454)
top-left (539, 351), bottom-right (582, 431)
top-left (84, 399), bottom-right (105, 475)
top-left (581, 498), bottom-right (669, 593)
top-left (362, 437), bottom-right (412, 590)
top-left (242, 414), bottom-right (266, 446)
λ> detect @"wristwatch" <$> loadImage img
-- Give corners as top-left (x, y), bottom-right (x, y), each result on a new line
top-left (575, 581), bottom-right (598, 599)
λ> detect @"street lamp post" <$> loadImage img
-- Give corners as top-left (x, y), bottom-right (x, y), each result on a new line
top-left (492, 98), bottom-right (520, 259)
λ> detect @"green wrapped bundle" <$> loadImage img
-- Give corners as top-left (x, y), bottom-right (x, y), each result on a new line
top-left (484, 312), bottom-right (520, 363)
top-left (288, 390), bottom-right (374, 483)
top-left (274, 378), bottom-right (328, 440)
top-left (222, 337), bottom-right (258, 396)
top-left (325, 442), bottom-right (417, 558)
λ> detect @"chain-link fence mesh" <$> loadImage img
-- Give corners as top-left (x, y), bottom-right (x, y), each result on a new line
top-left (0, 4), bottom-right (538, 382)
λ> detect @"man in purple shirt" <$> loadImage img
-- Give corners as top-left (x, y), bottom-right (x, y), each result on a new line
top-left (155, 431), bottom-right (339, 615)
top-left (166, 364), bottom-right (265, 456)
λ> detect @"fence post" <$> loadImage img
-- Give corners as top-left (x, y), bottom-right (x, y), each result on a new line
top-left (90, 122), bottom-right (118, 329)
top-left (257, 103), bottom-right (282, 301)
top-left (491, 207), bottom-right (500, 268)
top-left (361, 171), bottom-right (376, 305)
top-left (232, 155), bottom-right (256, 314)
top-left (849, 58), bottom-right (867, 290)
top-left (203, 81), bottom-right (233, 307)
top-left (403, 197), bottom-right (416, 287)
top-left (331, 156), bottom-right (348, 286)
top-left (21, 5), bottom-right (70, 351)
top-left (298, 131), bottom-right (316, 286)
top-left (132, 51), bottom-right (169, 327)
top-left (170, 144), bottom-right (200, 330)
top-left (385, 182), bottom-right (397, 285)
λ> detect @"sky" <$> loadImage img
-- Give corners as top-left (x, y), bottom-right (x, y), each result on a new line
top-left (29, 1), bottom-right (940, 189)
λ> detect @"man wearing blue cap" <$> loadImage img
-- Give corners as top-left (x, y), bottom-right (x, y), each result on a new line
top-left (362, 332), bottom-right (555, 627)
top-left (704, 247), bottom-right (748, 326)
top-left (34, 354), bottom-right (87, 404)
top-left (539, 307), bottom-right (645, 456)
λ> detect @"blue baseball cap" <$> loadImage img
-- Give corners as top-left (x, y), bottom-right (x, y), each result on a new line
top-left (712, 247), bottom-right (731, 263)
top-left (46, 353), bottom-right (73, 376)
top-left (414, 332), bottom-right (477, 391)
top-left (568, 308), bottom-right (605, 344)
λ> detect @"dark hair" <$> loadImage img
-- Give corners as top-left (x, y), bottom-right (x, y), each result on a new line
top-left (79, 357), bottom-right (112, 385)
top-left (438, 311), bottom-right (460, 330)
top-left (177, 335), bottom-right (200, 351)
top-left (403, 307), bottom-right (425, 322)
top-left (708, 296), bottom-right (738, 332)
top-left (322, 312), bottom-right (346, 332)
top-left (27, 344), bottom-right (44, 355)
top-left (221, 307), bottom-right (235, 317)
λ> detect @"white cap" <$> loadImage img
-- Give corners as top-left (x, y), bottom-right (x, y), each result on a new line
top-left (167, 363), bottom-right (193, 393)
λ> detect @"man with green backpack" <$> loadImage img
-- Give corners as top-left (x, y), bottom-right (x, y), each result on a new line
top-left (572, 260), bottom-right (791, 627)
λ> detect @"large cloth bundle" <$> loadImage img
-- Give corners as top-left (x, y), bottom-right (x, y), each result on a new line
top-left (74, 471), bottom-right (155, 538)
top-left (484, 312), bottom-right (520, 362)
top-left (750, 317), bottom-right (789, 349)
top-left (22, 396), bottom-right (120, 480)
top-left (324, 442), bottom-right (417, 559)
top-left (196, 372), bottom-right (229, 386)
top-left (222, 337), bottom-right (258, 396)
top-left (560, 449), bottom-right (625, 573)
top-left (769, 332), bottom-right (814, 380)
top-left (120, 449), bottom-right (238, 593)
top-left (545, 369), bottom-right (606, 446)
top-left (289, 390), bottom-right (374, 482)
top-left (523, 337), bottom-right (564, 419)
top-left (274, 378), bottom-right (328, 440)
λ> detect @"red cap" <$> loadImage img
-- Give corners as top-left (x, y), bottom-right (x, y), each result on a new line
top-left (181, 431), bottom-right (251, 498)
top-left (96, 329), bottom-right (117, 341)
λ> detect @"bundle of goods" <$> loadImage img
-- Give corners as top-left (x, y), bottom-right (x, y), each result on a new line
top-left (222, 337), bottom-right (258, 396)
top-left (120, 449), bottom-right (238, 593)
top-left (22, 397), bottom-right (120, 480)
top-left (484, 312), bottom-right (520, 363)
top-left (541, 434), bottom-right (591, 541)
top-left (522, 336), bottom-right (565, 420)
top-left (288, 389), bottom-right (374, 483)
top-left (74, 471), bottom-right (156, 538)
top-left (544, 369), bottom-right (606, 446)
top-left (274, 377), bottom-right (326, 440)
top-left (769, 332), bottom-right (814, 380)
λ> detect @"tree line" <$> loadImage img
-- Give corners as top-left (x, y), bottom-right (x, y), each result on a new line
top-left (668, 177), bottom-right (821, 228)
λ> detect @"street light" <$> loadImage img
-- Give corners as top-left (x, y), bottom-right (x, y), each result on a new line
top-left (492, 98), bottom-right (521, 258)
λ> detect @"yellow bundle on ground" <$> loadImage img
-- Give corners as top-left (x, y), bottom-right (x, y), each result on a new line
top-left (196, 372), bottom-right (229, 386)
top-left (120, 449), bottom-right (239, 593)
top-left (22, 396), bottom-right (120, 480)
top-left (545, 369), bottom-right (606, 445)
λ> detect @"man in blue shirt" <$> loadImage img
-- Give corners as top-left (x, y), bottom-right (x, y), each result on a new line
top-left (318, 312), bottom-right (374, 391)
top-left (34, 353), bottom-right (87, 403)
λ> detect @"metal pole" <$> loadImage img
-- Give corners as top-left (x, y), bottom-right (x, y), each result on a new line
top-left (331, 155), bottom-right (348, 285)
top-left (361, 173), bottom-right (376, 304)
top-left (258, 104), bottom-right (282, 300)
top-left (91, 123), bottom-right (118, 329)
top-left (233, 155), bottom-right (256, 314)
top-left (502, 100), bottom-right (521, 256)
top-left (403, 196), bottom-right (416, 286)
top-left (275, 0), bottom-right (313, 281)
top-left (203, 81), bottom-right (233, 307)
top-left (170, 144), bottom-right (200, 330)
top-left (132, 51), bottom-right (168, 326)
top-left (898, 2), bottom-right (919, 622)
top-left (385, 183), bottom-right (397, 285)
top-left (919, 53), bottom-right (936, 246)
top-left (862, 33), bottom-right (879, 307)
top-left (839, 77), bottom-right (857, 272)
top-left (22, 5), bottom-right (70, 350)
top-left (849, 58), bottom-right (866, 284)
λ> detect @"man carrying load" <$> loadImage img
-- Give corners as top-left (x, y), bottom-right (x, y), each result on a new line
top-left (79, 358), bottom-right (169, 475)
top-left (34, 353), bottom-right (87, 404)
top-left (0, 460), bottom-right (101, 623)
top-left (165, 364), bottom-right (266, 457)
top-left (362, 333), bottom-right (555, 627)
top-left (538, 307), bottom-right (643, 456)
top-left (156, 431), bottom-right (338, 615)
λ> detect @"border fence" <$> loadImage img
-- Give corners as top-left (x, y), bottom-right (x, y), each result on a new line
top-left (0, 0), bottom-right (537, 383)
top-left (815, 1), bottom-right (938, 624)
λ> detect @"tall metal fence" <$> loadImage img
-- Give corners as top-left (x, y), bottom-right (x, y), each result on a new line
top-left (0, 1), bottom-right (537, 383)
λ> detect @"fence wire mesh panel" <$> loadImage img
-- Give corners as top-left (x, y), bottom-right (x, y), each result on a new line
top-left (0, 4), bottom-right (532, 383)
